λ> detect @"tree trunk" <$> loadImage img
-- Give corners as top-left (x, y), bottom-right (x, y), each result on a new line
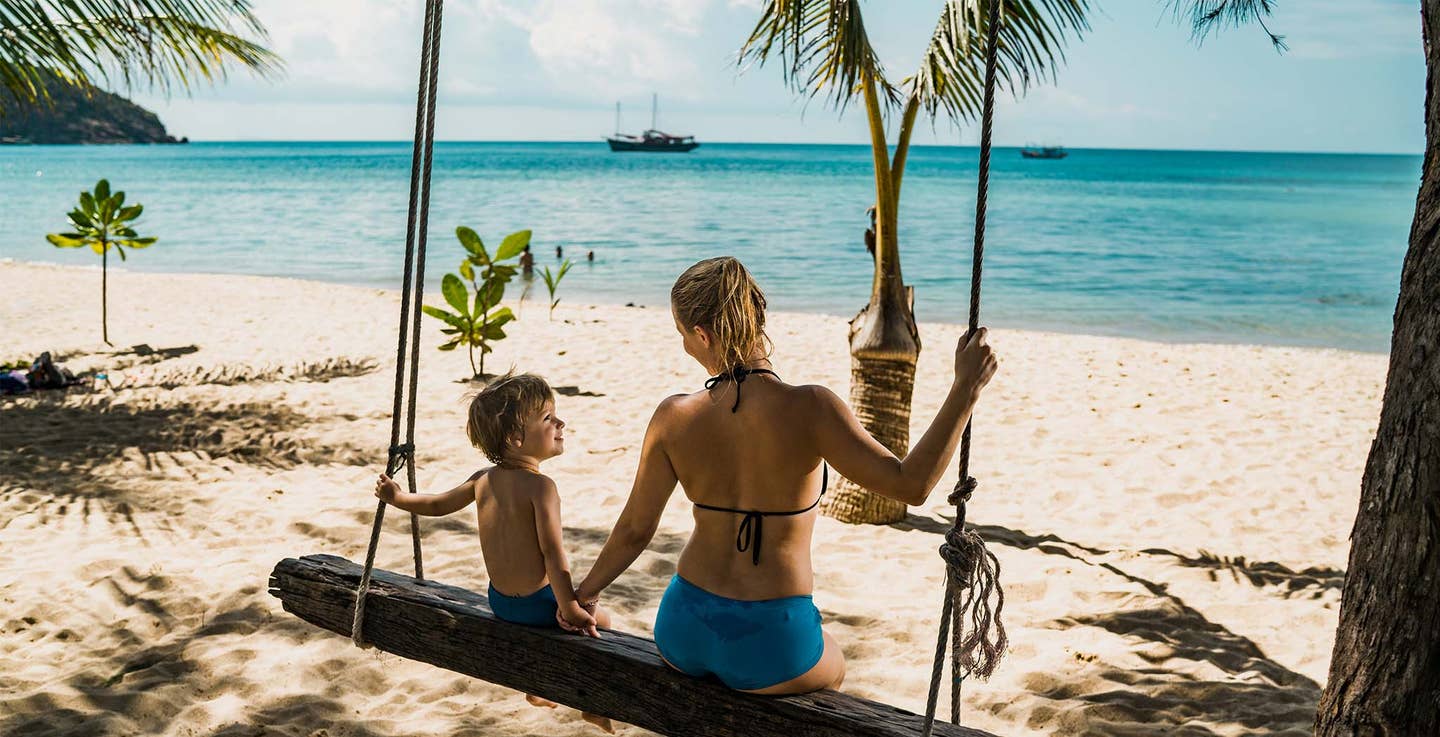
top-left (1313, 2), bottom-right (1440, 733)
top-left (820, 76), bottom-right (922, 525)
top-left (821, 278), bottom-right (920, 525)
top-left (101, 245), bottom-right (111, 346)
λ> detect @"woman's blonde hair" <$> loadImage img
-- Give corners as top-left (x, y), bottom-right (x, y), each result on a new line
top-left (465, 372), bottom-right (554, 465)
top-left (670, 257), bottom-right (771, 372)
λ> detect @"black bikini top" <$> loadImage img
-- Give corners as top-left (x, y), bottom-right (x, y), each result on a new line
top-left (703, 365), bottom-right (778, 413)
top-left (694, 366), bottom-right (829, 565)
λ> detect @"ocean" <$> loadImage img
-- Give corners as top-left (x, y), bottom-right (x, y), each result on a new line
top-left (0, 141), bottom-right (1420, 353)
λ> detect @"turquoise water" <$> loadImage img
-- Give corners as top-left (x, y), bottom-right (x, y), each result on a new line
top-left (0, 142), bottom-right (1419, 352)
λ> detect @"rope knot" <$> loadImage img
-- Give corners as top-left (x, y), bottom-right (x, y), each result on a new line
top-left (931, 523), bottom-right (1008, 684)
top-left (947, 476), bottom-right (977, 507)
top-left (387, 442), bottom-right (416, 476)
top-left (938, 526), bottom-right (979, 587)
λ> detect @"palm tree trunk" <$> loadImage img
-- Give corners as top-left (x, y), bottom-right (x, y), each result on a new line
top-left (1313, 2), bottom-right (1440, 732)
top-left (101, 246), bottom-right (111, 346)
top-left (821, 76), bottom-right (922, 525)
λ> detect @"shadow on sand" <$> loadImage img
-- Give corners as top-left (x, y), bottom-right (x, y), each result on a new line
top-left (892, 513), bottom-right (1323, 735)
top-left (1, 393), bottom-right (373, 536)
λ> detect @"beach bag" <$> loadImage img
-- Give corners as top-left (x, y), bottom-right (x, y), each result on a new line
top-left (0, 370), bottom-right (26, 395)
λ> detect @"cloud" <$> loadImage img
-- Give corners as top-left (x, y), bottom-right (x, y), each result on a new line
top-left (213, 0), bottom-right (733, 107)
top-left (1278, 0), bottom-right (1418, 59)
top-left (480, 0), bottom-right (711, 101)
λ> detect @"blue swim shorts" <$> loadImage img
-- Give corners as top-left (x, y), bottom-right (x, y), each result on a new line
top-left (488, 582), bottom-right (559, 627)
top-left (653, 574), bottom-right (824, 691)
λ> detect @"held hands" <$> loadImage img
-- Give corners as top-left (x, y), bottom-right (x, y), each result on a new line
top-left (556, 596), bottom-right (600, 638)
top-left (954, 327), bottom-right (999, 396)
top-left (374, 473), bottom-right (401, 503)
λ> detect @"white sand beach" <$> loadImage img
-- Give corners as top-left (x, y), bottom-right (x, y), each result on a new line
top-left (0, 260), bottom-right (1386, 736)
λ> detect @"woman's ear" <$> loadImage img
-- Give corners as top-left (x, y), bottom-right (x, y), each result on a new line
top-left (692, 324), bottom-right (713, 349)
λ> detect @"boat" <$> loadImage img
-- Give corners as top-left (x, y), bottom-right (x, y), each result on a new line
top-left (1021, 145), bottom-right (1067, 159)
top-left (605, 95), bottom-right (699, 153)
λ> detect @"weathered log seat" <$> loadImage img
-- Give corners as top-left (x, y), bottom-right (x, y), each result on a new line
top-left (269, 555), bottom-right (998, 737)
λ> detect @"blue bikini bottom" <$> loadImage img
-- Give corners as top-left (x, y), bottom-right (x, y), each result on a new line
top-left (653, 574), bottom-right (824, 691)
top-left (488, 582), bottom-right (558, 627)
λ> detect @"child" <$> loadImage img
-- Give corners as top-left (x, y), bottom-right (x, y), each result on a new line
top-left (374, 372), bottom-right (614, 732)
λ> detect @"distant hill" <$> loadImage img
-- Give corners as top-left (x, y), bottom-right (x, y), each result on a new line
top-left (0, 76), bottom-right (186, 145)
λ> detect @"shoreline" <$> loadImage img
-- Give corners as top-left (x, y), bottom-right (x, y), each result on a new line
top-left (1, 258), bottom-right (1393, 357)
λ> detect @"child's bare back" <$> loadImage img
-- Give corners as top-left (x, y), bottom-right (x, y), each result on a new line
top-left (474, 466), bottom-right (555, 597)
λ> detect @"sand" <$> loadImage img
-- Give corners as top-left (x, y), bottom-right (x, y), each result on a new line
top-left (0, 260), bottom-right (1386, 736)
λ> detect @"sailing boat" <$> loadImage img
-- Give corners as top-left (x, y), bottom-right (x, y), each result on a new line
top-left (1020, 144), bottom-right (1068, 159)
top-left (606, 94), bottom-right (699, 153)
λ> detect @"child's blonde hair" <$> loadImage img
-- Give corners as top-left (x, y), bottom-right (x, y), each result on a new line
top-left (465, 372), bottom-right (555, 465)
top-left (670, 257), bottom-right (771, 371)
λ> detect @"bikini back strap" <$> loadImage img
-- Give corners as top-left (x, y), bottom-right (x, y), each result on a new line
top-left (692, 463), bottom-right (828, 565)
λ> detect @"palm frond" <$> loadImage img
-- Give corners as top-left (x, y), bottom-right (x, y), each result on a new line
top-left (905, 0), bottom-right (1091, 124)
top-left (0, 0), bottom-right (281, 110)
top-left (738, 0), bottom-right (896, 111)
top-left (1168, 0), bottom-right (1287, 51)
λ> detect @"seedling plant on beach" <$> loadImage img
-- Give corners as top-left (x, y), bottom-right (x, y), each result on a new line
top-left (46, 179), bottom-right (157, 346)
top-left (542, 258), bottom-right (572, 320)
top-left (423, 227), bottom-right (528, 379)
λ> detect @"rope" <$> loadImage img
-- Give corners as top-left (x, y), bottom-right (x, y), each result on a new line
top-left (406, 0), bottom-right (445, 582)
top-left (921, 0), bottom-right (1007, 732)
top-left (351, 0), bottom-right (444, 649)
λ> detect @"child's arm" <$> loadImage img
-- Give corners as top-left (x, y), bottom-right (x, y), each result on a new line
top-left (374, 469), bottom-right (485, 516)
top-left (531, 476), bottom-right (598, 636)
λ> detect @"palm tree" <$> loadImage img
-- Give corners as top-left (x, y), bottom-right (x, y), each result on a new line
top-left (0, 0), bottom-right (281, 113)
top-left (1299, 3), bottom-right (1438, 734)
top-left (1178, 3), bottom-right (1440, 731)
top-left (740, 0), bottom-right (1091, 523)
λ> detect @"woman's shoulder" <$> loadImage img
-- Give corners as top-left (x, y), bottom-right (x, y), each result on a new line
top-left (785, 382), bottom-right (844, 413)
top-left (652, 391), bottom-right (700, 419)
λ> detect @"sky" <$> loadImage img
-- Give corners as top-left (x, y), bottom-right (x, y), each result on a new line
top-left (132, 0), bottom-right (1425, 154)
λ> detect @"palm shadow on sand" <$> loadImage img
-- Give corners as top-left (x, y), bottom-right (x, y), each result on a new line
top-left (1, 394), bottom-right (374, 538)
top-left (891, 513), bottom-right (1324, 735)
top-left (0, 570), bottom-right (328, 737)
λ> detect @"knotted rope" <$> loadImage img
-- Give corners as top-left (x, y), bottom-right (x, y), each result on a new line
top-left (351, 0), bottom-right (444, 649)
top-left (921, 0), bottom-right (1008, 732)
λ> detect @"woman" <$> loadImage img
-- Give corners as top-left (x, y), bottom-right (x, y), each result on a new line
top-left (571, 257), bottom-right (998, 695)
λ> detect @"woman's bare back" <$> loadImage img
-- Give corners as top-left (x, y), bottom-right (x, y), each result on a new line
top-left (662, 374), bottom-right (828, 600)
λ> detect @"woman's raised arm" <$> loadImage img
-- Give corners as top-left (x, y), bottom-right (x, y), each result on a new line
top-left (813, 328), bottom-right (998, 506)
top-left (575, 398), bottom-right (682, 602)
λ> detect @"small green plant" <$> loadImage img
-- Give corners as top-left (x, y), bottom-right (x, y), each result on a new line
top-left (46, 179), bottom-right (157, 346)
top-left (422, 227), bottom-right (529, 378)
top-left (541, 259), bottom-right (573, 320)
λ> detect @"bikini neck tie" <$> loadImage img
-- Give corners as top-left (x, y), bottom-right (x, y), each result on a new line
top-left (703, 366), bottom-right (777, 412)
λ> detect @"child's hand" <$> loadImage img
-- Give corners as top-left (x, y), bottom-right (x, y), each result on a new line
top-left (557, 600), bottom-right (599, 638)
top-left (374, 473), bottom-right (401, 503)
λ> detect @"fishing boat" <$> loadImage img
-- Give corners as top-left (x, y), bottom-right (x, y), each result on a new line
top-left (1021, 145), bottom-right (1068, 159)
top-left (606, 95), bottom-right (699, 153)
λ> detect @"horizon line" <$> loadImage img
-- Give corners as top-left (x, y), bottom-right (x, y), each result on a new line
top-left (140, 139), bottom-right (1424, 157)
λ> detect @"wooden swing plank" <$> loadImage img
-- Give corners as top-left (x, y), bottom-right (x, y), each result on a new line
top-left (269, 555), bottom-right (996, 737)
